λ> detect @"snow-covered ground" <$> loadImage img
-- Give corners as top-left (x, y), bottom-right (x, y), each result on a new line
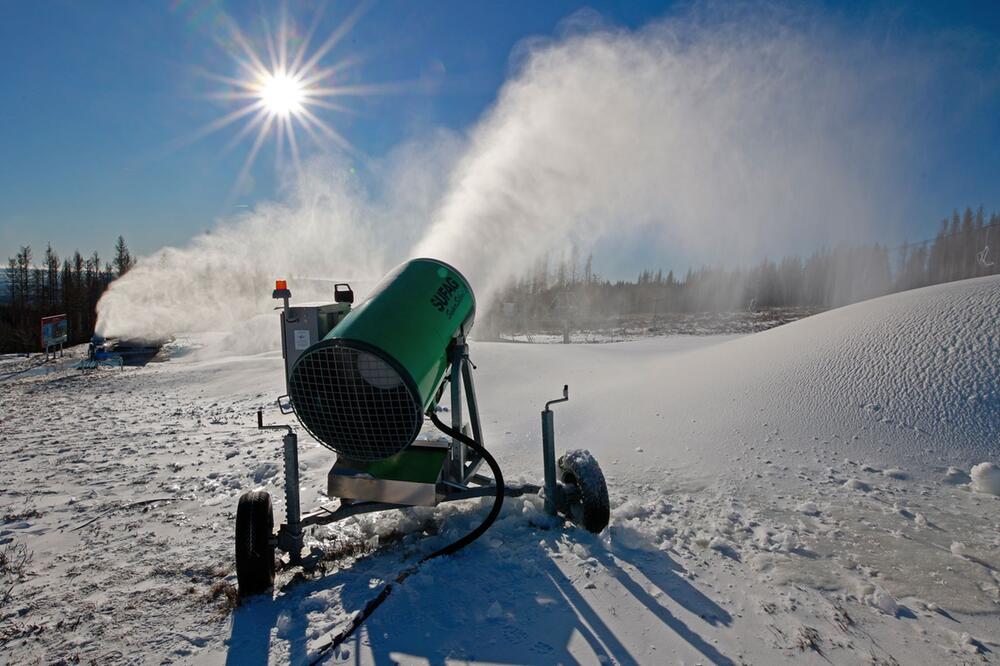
top-left (1, 276), bottom-right (998, 664)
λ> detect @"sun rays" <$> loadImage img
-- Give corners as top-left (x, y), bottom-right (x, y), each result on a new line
top-left (181, 3), bottom-right (385, 200)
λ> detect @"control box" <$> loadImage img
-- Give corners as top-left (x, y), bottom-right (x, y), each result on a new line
top-left (279, 302), bottom-right (351, 390)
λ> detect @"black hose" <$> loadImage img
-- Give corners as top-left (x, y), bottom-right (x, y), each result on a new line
top-left (423, 409), bottom-right (505, 560)
top-left (308, 409), bottom-right (505, 664)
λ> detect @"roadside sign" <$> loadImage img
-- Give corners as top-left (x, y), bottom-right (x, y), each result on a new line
top-left (40, 314), bottom-right (68, 353)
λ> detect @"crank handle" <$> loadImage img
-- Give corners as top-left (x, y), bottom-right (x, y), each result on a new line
top-left (545, 385), bottom-right (570, 411)
top-left (257, 405), bottom-right (294, 435)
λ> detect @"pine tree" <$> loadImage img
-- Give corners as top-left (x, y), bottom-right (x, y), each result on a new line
top-left (961, 207), bottom-right (975, 279)
top-left (113, 235), bottom-right (134, 276)
top-left (32, 266), bottom-right (43, 310)
top-left (6, 256), bottom-right (16, 308)
top-left (947, 210), bottom-right (961, 282)
top-left (60, 259), bottom-right (72, 312)
top-left (569, 243), bottom-right (579, 286)
top-left (15, 246), bottom-right (31, 312)
top-left (929, 219), bottom-right (948, 284)
top-left (44, 244), bottom-right (59, 308)
top-left (556, 255), bottom-right (567, 288)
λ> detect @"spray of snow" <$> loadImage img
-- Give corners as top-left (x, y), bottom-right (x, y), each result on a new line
top-left (96, 138), bottom-right (461, 343)
top-left (96, 163), bottom-right (381, 341)
top-left (413, 6), bottom-right (927, 307)
top-left (969, 462), bottom-right (1000, 496)
top-left (98, 5), bottom-right (962, 341)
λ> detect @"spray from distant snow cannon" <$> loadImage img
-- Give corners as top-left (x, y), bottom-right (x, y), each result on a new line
top-left (239, 259), bottom-right (609, 651)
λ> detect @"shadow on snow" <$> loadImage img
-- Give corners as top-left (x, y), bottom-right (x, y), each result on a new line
top-left (226, 520), bottom-right (734, 665)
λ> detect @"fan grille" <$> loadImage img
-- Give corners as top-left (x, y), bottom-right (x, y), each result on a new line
top-left (288, 343), bottom-right (422, 461)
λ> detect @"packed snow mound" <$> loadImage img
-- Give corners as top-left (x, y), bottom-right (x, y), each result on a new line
top-left (703, 275), bottom-right (999, 473)
top-left (729, 274), bottom-right (1000, 471)
top-left (482, 275), bottom-right (1000, 481)
top-left (714, 274), bottom-right (1000, 470)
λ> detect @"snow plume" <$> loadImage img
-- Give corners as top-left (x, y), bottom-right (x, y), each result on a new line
top-left (96, 162), bottom-right (384, 342)
top-left (95, 137), bottom-right (461, 344)
top-left (414, 6), bottom-right (922, 307)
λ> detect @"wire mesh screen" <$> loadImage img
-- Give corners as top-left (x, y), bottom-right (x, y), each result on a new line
top-left (289, 344), bottom-right (422, 461)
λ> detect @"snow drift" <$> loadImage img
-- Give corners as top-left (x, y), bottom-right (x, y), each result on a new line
top-left (478, 276), bottom-right (1000, 480)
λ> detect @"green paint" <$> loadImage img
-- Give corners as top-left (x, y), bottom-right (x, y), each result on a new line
top-left (358, 445), bottom-right (449, 483)
top-left (324, 258), bottom-right (475, 410)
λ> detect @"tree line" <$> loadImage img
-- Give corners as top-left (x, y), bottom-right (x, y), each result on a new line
top-left (1, 236), bottom-right (134, 352)
top-left (488, 206), bottom-right (1000, 326)
top-left (2, 206), bottom-right (997, 352)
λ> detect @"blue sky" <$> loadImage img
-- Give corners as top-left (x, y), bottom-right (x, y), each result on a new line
top-left (1, 1), bottom-right (999, 273)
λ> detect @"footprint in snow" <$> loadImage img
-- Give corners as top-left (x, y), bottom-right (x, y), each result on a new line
top-left (502, 626), bottom-right (528, 644)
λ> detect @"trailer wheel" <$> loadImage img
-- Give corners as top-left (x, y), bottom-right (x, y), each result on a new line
top-left (558, 449), bottom-right (610, 533)
top-left (235, 490), bottom-right (275, 599)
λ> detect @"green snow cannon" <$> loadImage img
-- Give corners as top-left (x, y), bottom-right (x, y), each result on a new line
top-left (287, 258), bottom-right (475, 461)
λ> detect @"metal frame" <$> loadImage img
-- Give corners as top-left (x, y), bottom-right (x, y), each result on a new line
top-left (444, 334), bottom-right (487, 485)
top-left (260, 288), bottom-right (572, 564)
top-left (256, 351), bottom-right (572, 564)
top-left (44, 341), bottom-right (65, 362)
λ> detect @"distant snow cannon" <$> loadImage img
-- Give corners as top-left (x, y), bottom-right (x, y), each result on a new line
top-left (287, 258), bottom-right (475, 461)
top-left (235, 258), bottom-right (610, 602)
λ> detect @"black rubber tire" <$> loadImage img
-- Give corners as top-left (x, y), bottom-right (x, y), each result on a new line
top-left (558, 449), bottom-right (610, 533)
top-left (235, 490), bottom-right (275, 599)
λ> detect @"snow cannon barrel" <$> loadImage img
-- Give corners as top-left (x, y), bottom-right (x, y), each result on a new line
top-left (288, 258), bottom-right (475, 461)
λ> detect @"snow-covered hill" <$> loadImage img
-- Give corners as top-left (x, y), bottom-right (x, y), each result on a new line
top-left (1, 277), bottom-right (997, 664)
top-left (480, 274), bottom-right (1000, 481)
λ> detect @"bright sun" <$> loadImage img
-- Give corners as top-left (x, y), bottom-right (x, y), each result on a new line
top-left (188, 5), bottom-right (387, 199)
top-left (259, 72), bottom-right (305, 117)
